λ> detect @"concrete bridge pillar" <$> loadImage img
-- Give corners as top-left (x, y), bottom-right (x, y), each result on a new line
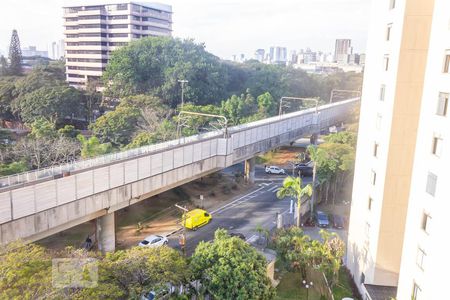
top-left (244, 157), bottom-right (255, 184)
top-left (96, 211), bottom-right (116, 253)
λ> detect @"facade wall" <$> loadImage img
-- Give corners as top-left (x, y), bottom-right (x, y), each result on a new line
top-left (397, 0), bottom-right (450, 299)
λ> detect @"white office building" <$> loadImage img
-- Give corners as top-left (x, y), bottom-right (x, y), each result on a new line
top-left (63, 1), bottom-right (172, 88)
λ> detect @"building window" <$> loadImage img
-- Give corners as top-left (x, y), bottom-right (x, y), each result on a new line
top-left (108, 15), bottom-right (128, 20)
top-left (412, 282), bottom-right (421, 300)
top-left (371, 170), bottom-right (377, 185)
top-left (384, 55), bottom-right (390, 71)
top-left (379, 84), bottom-right (386, 101)
top-left (431, 136), bottom-right (442, 157)
top-left (416, 248), bottom-right (426, 270)
top-left (444, 52), bottom-right (450, 73)
top-left (389, 0), bottom-right (396, 9)
top-left (421, 213), bottom-right (430, 233)
top-left (368, 197), bottom-right (373, 210)
top-left (116, 4), bottom-right (128, 10)
top-left (373, 143), bottom-right (379, 157)
top-left (376, 113), bottom-right (382, 129)
top-left (108, 33), bottom-right (128, 38)
top-left (108, 24), bottom-right (128, 29)
top-left (386, 23), bottom-right (392, 41)
top-left (437, 92), bottom-right (449, 116)
top-left (426, 172), bottom-right (437, 196)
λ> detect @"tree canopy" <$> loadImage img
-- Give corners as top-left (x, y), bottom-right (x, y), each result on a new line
top-left (103, 37), bottom-right (228, 107)
top-left (191, 229), bottom-right (275, 300)
top-left (8, 29), bottom-right (22, 76)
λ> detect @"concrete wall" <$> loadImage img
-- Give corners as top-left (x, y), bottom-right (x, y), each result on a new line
top-left (0, 99), bottom-right (358, 244)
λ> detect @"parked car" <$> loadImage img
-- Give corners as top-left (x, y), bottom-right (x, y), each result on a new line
top-left (315, 211), bottom-right (330, 228)
top-left (230, 232), bottom-right (246, 240)
top-left (301, 211), bottom-right (316, 227)
top-left (295, 161), bottom-right (314, 177)
top-left (138, 235), bottom-right (168, 247)
top-left (331, 214), bottom-right (345, 229)
top-left (182, 209), bottom-right (212, 230)
top-left (265, 166), bottom-right (286, 175)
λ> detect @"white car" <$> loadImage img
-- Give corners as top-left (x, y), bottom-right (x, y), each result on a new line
top-left (138, 235), bottom-right (168, 248)
top-left (265, 166), bottom-right (286, 175)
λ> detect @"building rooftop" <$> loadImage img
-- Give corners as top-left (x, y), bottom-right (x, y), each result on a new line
top-left (63, 0), bottom-right (171, 12)
top-left (364, 284), bottom-right (398, 300)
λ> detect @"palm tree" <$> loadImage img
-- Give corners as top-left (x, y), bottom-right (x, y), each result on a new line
top-left (276, 176), bottom-right (313, 227)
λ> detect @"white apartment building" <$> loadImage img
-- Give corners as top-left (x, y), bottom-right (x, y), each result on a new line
top-left (63, 1), bottom-right (172, 88)
top-left (347, 0), bottom-right (450, 299)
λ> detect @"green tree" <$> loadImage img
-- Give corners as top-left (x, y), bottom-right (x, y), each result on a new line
top-left (257, 92), bottom-right (276, 117)
top-left (13, 85), bottom-right (83, 123)
top-left (77, 135), bottom-right (112, 159)
top-left (90, 105), bottom-right (140, 146)
top-left (58, 124), bottom-right (78, 138)
top-left (104, 37), bottom-right (228, 106)
top-left (0, 77), bottom-right (17, 119)
top-left (0, 241), bottom-right (53, 299)
top-left (221, 94), bottom-right (244, 125)
top-left (8, 29), bottom-right (22, 76)
top-left (87, 246), bottom-right (188, 299)
top-left (273, 227), bottom-right (345, 286)
top-left (0, 55), bottom-right (8, 76)
top-left (307, 135), bottom-right (356, 205)
top-left (323, 131), bottom-right (357, 148)
top-left (191, 229), bottom-right (275, 300)
top-left (28, 117), bottom-right (57, 139)
top-left (0, 161), bottom-right (28, 176)
top-left (276, 176), bottom-right (313, 227)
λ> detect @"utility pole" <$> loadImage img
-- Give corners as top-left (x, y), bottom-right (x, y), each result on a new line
top-left (178, 79), bottom-right (188, 109)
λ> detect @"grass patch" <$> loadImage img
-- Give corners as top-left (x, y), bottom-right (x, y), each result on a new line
top-left (257, 150), bottom-right (276, 164)
top-left (275, 272), bottom-right (324, 300)
top-left (332, 268), bottom-right (359, 299)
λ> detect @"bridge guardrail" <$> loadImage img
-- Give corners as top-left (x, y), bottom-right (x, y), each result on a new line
top-left (0, 98), bottom-right (359, 190)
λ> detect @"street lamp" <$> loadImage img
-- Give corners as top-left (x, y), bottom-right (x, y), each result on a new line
top-left (302, 279), bottom-right (314, 300)
top-left (176, 110), bottom-right (228, 139)
top-left (178, 79), bottom-right (188, 109)
top-left (278, 96), bottom-right (319, 116)
top-left (329, 89), bottom-right (361, 104)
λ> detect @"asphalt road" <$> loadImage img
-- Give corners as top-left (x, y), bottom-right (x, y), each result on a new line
top-left (223, 163), bottom-right (313, 183)
top-left (167, 181), bottom-right (292, 256)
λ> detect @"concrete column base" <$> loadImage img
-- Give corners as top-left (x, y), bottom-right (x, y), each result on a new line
top-left (96, 212), bottom-right (116, 253)
top-left (244, 157), bottom-right (255, 184)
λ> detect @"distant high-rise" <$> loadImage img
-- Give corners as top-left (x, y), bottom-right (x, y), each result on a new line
top-left (269, 46), bottom-right (287, 64)
top-left (334, 39), bottom-right (351, 63)
top-left (63, 1), bottom-right (172, 88)
top-left (347, 0), bottom-right (450, 299)
top-left (22, 46), bottom-right (48, 58)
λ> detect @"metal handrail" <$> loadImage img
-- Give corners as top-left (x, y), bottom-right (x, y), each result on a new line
top-left (0, 98), bottom-right (360, 190)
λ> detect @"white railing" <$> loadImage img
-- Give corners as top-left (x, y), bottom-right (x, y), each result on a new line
top-left (0, 98), bottom-right (359, 190)
top-left (0, 129), bottom-right (223, 190)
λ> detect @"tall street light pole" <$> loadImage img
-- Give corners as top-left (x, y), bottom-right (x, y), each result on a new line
top-left (178, 79), bottom-right (188, 109)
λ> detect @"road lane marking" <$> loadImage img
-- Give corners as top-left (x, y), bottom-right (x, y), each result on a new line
top-left (267, 185), bottom-right (279, 192)
top-left (211, 186), bottom-right (265, 214)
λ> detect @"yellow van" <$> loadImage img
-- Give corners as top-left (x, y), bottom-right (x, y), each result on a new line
top-left (182, 209), bottom-right (212, 230)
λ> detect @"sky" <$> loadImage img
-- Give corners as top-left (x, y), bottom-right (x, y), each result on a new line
top-left (0, 0), bottom-right (372, 59)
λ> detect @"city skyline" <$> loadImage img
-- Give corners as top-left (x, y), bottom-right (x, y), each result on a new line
top-left (0, 0), bottom-right (371, 60)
